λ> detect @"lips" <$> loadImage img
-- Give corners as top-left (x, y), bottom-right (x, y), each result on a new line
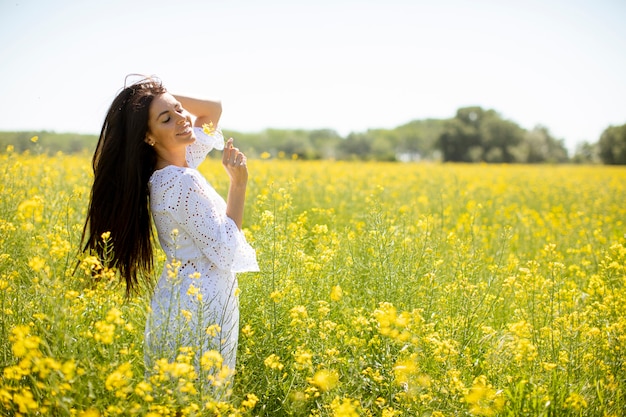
top-left (177, 126), bottom-right (192, 136)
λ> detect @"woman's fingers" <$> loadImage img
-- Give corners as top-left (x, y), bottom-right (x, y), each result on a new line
top-left (222, 138), bottom-right (247, 168)
top-left (227, 148), bottom-right (242, 165)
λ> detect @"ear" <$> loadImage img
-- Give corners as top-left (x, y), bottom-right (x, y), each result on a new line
top-left (145, 135), bottom-right (155, 146)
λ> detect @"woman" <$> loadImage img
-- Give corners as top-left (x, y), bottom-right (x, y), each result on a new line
top-left (81, 76), bottom-right (258, 393)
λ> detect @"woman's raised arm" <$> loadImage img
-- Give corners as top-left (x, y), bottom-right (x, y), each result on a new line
top-left (174, 95), bottom-right (223, 128)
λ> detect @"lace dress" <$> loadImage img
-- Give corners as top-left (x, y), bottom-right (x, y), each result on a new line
top-left (144, 127), bottom-right (259, 388)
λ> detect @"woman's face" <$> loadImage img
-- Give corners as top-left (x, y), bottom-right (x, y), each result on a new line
top-left (146, 93), bottom-right (195, 152)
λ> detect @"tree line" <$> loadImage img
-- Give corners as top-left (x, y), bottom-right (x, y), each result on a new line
top-left (1, 106), bottom-right (624, 164)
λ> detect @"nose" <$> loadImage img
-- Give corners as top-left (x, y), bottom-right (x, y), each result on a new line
top-left (176, 110), bottom-right (191, 125)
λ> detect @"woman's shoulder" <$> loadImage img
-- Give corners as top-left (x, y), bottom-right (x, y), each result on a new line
top-left (149, 165), bottom-right (204, 190)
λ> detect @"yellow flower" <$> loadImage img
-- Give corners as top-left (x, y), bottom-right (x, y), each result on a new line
top-left (0, 388), bottom-right (12, 404)
top-left (263, 354), bottom-right (284, 371)
top-left (61, 360), bottom-right (77, 380)
top-left (135, 381), bottom-right (151, 393)
top-left (30, 135), bottom-right (39, 143)
top-left (78, 409), bottom-right (101, 417)
top-left (36, 357), bottom-right (62, 379)
top-left (294, 348), bottom-right (313, 370)
top-left (330, 285), bottom-right (343, 301)
top-left (28, 256), bottom-right (46, 273)
top-left (241, 393), bottom-right (259, 409)
top-left (290, 305), bottom-right (308, 321)
top-left (241, 324), bottom-right (254, 337)
top-left (105, 363), bottom-right (133, 398)
top-left (65, 290), bottom-right (80, 300)
top-left (201, 350), bottom-right (224, 371)
top-left (105, 307), bottom-right (124, 325)
top-left (382, 407), bottom-right (401, 417)
top-left (206, 324), bottom-right (221, 337)
top-left (309, 369), bottom-right (339, 392)
top-left (13, 388), bottom-right (38, 414)
top-left (17, 196), bottom-right (44, 223)
top-left (464, 375), bottom-right (505, 416)
top-left (202, 122), bottom-right (216, 135)
top-left (10, 325), bottom-right (41, 358)
top-left (187, 283), bottom-right (202, 301)
top-left (508, 320), bottom-right (533, 338)
top-left (93, 320), bottom-right (115, 345)
top-left (330, 396), bottom-right (359, 417)
top-left (564, 392), bottom-right (588, 411)
top-left (181, 309), bottom-right (192, 322)
top-left (270, 290), bottom-right (283, 302)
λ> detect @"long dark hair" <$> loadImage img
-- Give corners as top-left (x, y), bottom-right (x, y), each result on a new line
top-left (81, 77), bottom-right (166, 295)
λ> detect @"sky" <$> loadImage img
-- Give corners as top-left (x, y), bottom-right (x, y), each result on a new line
top-left (1, 0), bottom-right (625, 152)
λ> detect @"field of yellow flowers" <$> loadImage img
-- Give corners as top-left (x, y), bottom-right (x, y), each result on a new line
top-left (1, 148), bottom-right (625, 416)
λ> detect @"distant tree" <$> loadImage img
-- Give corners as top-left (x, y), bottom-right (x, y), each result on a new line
top-left (306, 129), bottom-right (340, 159)
top-left (479, 116), bottom-right (524, 162)
top-left (371, 136), bottom-right (396, 161)
top-left (571, 141), bottom-right (599, 164)
top-left (338, 132), bottom-right (374, 160)
top-left (515, 126), bottom-right (569, 163)
top-left (438, 107), bottom-right (487, 162)
top-left (0, 131), bottom-right (98, 154)
top-left (363, 129), bottom-right (397, 161)
top-left (598, 124), bottom-right (626, 165)
top-left (395, 119), bottom-right (445, 160)
top-left (438, 117), bottom-right (479, 162)
top-left (437, 106), bottom-right (524, 162)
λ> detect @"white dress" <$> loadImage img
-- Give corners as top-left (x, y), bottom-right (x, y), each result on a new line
top-left (144, 127), bottom-right (259, 388)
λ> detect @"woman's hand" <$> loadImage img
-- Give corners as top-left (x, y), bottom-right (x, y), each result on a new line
top-left (222, 138), bottom-right (248, 229)
top-left (222, 138), bottom-right (248, 186)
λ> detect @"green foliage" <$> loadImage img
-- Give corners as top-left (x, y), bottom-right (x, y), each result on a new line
top-left (571, 141), bottom-right (600, 164)
top-left (598, 123), bottom-right (626, 165)
top-left (0, 131), bottom-right (97, 155)
top-left (437, 107), bottom-right (570, 163)
top-left (223, 129), bottom-right (343, 160)
top-left (518, 126), bottom-right (569, 163)
top-left (2, 112), bottom-right (622, 164)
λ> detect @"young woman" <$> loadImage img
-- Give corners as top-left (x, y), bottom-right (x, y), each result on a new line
top-left (81, 76), bottom-right (259, 392)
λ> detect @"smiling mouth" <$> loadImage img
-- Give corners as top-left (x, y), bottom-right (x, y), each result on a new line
top-left (177, 126), bottom-right (192, 136)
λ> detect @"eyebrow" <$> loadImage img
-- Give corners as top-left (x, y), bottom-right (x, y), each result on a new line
top-left (156, 102), bottom-right (181, 120)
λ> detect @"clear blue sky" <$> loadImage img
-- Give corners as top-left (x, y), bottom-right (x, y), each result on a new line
top-left (1, 0), bottom-right (625, 151)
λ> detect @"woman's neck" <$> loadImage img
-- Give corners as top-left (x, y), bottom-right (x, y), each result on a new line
top-left (155, 152), bottom-right (188, 170)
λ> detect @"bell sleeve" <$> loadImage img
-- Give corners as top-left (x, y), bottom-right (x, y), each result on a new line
top-left (186, 126), bottom-right (225, 169)
top-left (172, 170), bottom-right (259, 273)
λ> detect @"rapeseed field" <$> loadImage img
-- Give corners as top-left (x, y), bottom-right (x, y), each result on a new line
top-left (1, 148), bottom-right (625, 416)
